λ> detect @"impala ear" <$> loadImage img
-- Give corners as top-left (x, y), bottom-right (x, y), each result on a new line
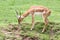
top-left (19, 11), bottom-right (24, 18)
top-left (19, 11), bottom-right (22, 18)
top-left (15, 10), bottom-right (20, 19)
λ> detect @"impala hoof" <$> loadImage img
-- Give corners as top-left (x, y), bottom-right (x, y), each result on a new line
top-left (30, 29), bottom-right (33, 31)
top-left (42, 31), bottom-right (44, 33)
top-left (42, 30), bottom-right (45, 33)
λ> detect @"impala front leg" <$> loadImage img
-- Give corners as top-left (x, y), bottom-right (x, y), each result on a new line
top-left (30, 13), bottom-right (35, 30)
top-left (42, 15), bottom-right (48, 32)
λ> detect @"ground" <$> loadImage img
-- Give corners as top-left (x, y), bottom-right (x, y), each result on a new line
top-left (0, 0), bottom-right (60, 40)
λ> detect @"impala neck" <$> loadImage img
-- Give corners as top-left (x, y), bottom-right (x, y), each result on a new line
top-left (21, 11), bottom-right (30, 18)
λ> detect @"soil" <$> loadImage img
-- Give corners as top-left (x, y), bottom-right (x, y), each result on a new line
top-left (1, 23), bottom-right (39, 40)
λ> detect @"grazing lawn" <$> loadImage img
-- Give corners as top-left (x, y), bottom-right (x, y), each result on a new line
top-left (0, 0), bottom-right (60, 40)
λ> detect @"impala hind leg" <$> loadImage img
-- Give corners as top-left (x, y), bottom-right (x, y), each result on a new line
top-left (30, 14), bottom-right (35, 30)
top-left (42, 15), bottom-right (49, 32)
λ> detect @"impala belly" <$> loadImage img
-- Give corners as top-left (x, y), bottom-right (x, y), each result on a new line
top-left (29, 12), bottom-right (44, 16)
top-left (34, 12), bottom-right (43, 15)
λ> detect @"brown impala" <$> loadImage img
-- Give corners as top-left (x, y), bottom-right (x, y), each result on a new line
top-left (16, 6), bottom-right (51, 32)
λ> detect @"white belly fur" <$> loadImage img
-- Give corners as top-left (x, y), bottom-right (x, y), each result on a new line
top-left (34, 12), bottom-right (43, 15)
top-left (29, 12), bottom-right (44, 16)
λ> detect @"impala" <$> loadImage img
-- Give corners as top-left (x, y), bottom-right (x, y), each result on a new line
top-left (16, 6), bottom-right (51, 32)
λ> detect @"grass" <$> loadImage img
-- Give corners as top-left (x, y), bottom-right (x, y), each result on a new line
top-left (0, 0), bottom-right (60, 40)
top-left (0, 22), bottom-right (60, 40)
top-left (0, 0), bottom-right (60, 24)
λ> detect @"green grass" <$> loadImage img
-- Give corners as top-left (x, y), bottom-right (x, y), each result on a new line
top-left (0, 0), bottom-right (60, 40)
top-left (0, 22), bottom-right (60, 40)
top-left (0, 0), bottom-right (60, 25)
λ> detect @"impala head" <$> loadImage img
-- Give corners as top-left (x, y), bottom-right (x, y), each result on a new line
top-left (15, 10), bottom-right (24, 24)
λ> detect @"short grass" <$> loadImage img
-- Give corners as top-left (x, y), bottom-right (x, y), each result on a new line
top-left (0, 0), bottom-right (60, 40)
top-left (0, 0), bottom-right (60, 25)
